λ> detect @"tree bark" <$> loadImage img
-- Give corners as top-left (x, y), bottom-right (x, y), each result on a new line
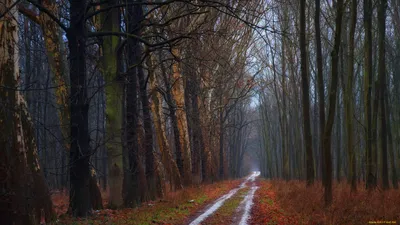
top-left (148, 54), bottom-right (183, 191)
top-left (378, 0), bottom-right (389, 190)
top-left (159, 50), bottom-right (184, 185)
top-left (219, 103), bottom-right (225, 179)
top-left (187, 62), bottom-right (206, 183)
top-left (323, 0), bottom-right (344, 206)
top-left (300, 0), bottom-right (314, 186)
top-left (171, 48), bottom-right (192, 185)
top-left (67, 0), bottom-right (92, 217)
top-left (99, 0), bottom-right (124, 208)
top-left (345, 0), bottom-right (357, 192)
top-left (280, 11), bottom-right (289, 180)
top-left (138, 55), bottom-right (159, 200)
top-left (315, 0), bottom-right (326, 185)
top-left (0, 2), bottom-right (55, 223)
top-left (364, 0), bottom-right (377, 190)
top-left (123, 2), bottom-right (143, 207)
top-left (385, 93), bottom-right (398, 189)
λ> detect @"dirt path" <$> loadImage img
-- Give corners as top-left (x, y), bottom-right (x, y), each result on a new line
top-left (188, 172), bottom-right (260, 225)
top-left (233, 185), bottom-right (259, 225)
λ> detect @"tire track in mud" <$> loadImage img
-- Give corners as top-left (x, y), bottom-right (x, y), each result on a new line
top-left (188, 172), bottom-right (260, 225)
top-left (233, 185), bottom-right (259, 225)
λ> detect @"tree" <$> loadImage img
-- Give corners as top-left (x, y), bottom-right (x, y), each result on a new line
top-left (378, 0), bottom-right (389, 190)
top-left (323, 0), bottom-right (344, 206)
top-left (385, 94), bottom-right (398, 189)
top-left (99, 0), bottom-right (124, 208)
top-left (147, 52), bottom-right (183, 190)
top-left (315, 0), bottom-right (326, 185)
top-left (300, 0), bottom-right (314, 186)
top-left (67, 0), bottom-right (92, 217)
top-left (279, 6), bottom-right (289, 180)
top-left (345, 0), bottom-right (357, 192)
top-left (0, 1), bottom-right (54, 223)
top-left (364, 0), bottom-right (377, 190)
top-left (171, 47), bottom-right (193, 185)
top-left (18, 1), bottom-right (103, 208)
top-left (123, 1), bottom-right (144, 207)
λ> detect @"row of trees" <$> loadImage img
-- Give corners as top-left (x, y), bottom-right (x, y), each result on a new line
top-left (0, 0), bottom-right (265, 224)
top-left (257, 0), bottom-right (400, 206)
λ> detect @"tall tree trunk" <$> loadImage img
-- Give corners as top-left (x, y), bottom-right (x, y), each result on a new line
top-left (123, 3), bottom-right (144, 207)
top-left (171, 48), bottom-right (192, 185)
top-left (378, 0), bottom-right (389, 190)
top-left (19, 0), bottom-right (103, 205)
top-left (159, 50), bottom-right (184, 184)
top-left (385, 94), bottom-right (398, 189)
top-left (300, 0), bottom-right (314, 186)
top-left (345, 0), bottom-right (357, 192)
top-left (364, 0), bottom-right (376, 190)
top-left (67, 0), bottom-right (92, 217)
top-left (315, 0), bottom-right (326, 185)
top-left (392, 1), bottom-right (400, 183)
top-left (0, 2), bottom-right (54, 223)
top-left (99, 0), bottom-right (123, 208)
top-left (189, 67), bottom-right (206, 183)
top-left (280, 18), bottom-right (289, 180)
top-left (138, 55), bottom-right (159, 200)
top-left (148, 54), bottom-right (183, 191)
top-left (130, 0), bottom-right (160, 200)
top-left (336, 93), bottom-right (341, 183)
top-left (323, 0), bottom-right (344, 206)
top-left (219, 103), bottom-right (225, 179)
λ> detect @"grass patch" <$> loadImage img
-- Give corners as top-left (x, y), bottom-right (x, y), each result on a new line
top-left (201, 187), bottom-right (250, 225)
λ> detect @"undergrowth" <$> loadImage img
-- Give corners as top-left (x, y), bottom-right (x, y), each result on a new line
top-left (250, 179), bottom-right (400, 225)
top-left (53, 180), bottom-right (241, 225)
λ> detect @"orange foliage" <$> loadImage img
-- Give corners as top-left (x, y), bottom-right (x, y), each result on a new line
top-left (251, 180), bottom-right (400, 225)
top-left (250, 181), bottom-right (299, 225)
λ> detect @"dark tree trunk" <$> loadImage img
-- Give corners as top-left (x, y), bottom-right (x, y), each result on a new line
top-left (123, 3), bottom-right (142, 207)
top-left (159, 50), bottom-right (184, 182)
top-left (345, 0), bottom-right (358, 192)
top-left (300, 0), bottom-right (315, 186)
top-left (67, 0), bottom-right (92, 217)
top-left (0, 9), bottom-right (55, 219)
top-left (219, 106), bottom-right (224, 179)
top-left (138, 56), bottom-right (159, 200)
top-left (364, 0), bottom-right (376, 190)
top-left (323, 0), bottom-right (344, 206)
top-left (315, 0), bottom-right (326, 186)
top-left (188, 65), bottom-right (205, 183)
top-left (378, 0), bottom-right (389, 190)
top-left (385, 95), bottom-right (398, 189)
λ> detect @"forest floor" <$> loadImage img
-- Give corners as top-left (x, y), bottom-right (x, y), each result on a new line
top-left (53, 177), bottom-right (400, 225)
top-left (250, 180), bottom-right (400, 225)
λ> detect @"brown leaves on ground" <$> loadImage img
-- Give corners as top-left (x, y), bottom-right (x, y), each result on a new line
top-left (51, 180), bottom-right (241, 225)
top-left (250, 181), bottom-right (299, 225)
top-left (250, 180), bottom-right (400, 225)
top-left (51, 189), bottom-right (109, 216)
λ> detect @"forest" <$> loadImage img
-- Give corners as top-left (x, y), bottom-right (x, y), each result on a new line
top-left (1, 0), bottom-right (400, 224)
